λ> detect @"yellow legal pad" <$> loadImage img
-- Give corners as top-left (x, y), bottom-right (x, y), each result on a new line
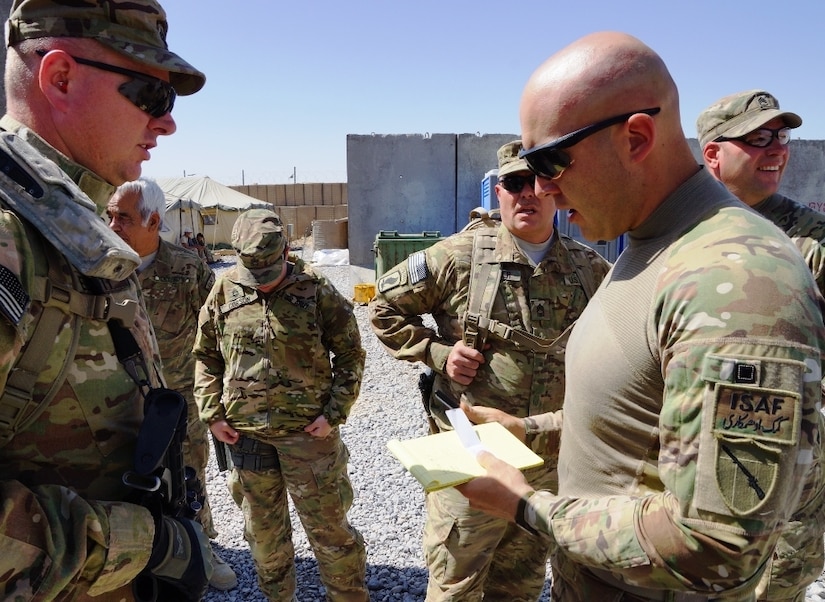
top-left (387, 421), bottom-right (544, 492)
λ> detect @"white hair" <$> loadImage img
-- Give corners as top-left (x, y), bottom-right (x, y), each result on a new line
top-left (115, 178), bottom-right (166, 227)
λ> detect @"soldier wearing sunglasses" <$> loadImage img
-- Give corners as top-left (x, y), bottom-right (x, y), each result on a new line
top-left (0, 1), bottom-right (212, 600)
top-left (370, 141), bottom-right (609, 601)
top-left (457, 32), bottom-right (825, 602)
top-left (699, 91), bottom-right (825, 602)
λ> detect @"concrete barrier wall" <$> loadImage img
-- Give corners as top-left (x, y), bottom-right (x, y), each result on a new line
top-left (349, 134), bottom-right (825, 282)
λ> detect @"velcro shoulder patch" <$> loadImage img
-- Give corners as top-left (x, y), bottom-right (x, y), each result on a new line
top-left (0, 264), bottom-right (29, 325)
top-left (377, 268), bottom-right (408, 294)
top-left (407, 251), bottom-right (429, 284)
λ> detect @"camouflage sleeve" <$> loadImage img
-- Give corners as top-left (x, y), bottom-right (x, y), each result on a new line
top-left (318, 275), bottom-right (365, 426)
top-left (193, 280), bottom-right (227, 425)
top-left (369, 241), bottom-right (465, 372)
top-left (522, 223), bottom-right (824, 594)
top-left (525, 409), bottom-right (563, 434)
top-left (0, 482), bottom-right (156, 596)
top-left (194, 254), bottom-right (215, 312)
top-left (0, 211), bottom-right (156, 597)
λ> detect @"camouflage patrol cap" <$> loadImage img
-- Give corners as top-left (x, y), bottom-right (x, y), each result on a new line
top-left (6, 0), bottom-right (205, 95)
top-left (696, 90), bottom-right (801, 147)
top-left (231, 209), bottom-right (288, 287)
top-left (497, 140), bottom-right (530, 177)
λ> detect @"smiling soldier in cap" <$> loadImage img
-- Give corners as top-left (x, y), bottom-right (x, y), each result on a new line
top-left (0, 0), bottom-right (211, 600)
top-left (699, 92), bottom-right (825, 602)
top-left (194, 208), bottom-right (369, 601)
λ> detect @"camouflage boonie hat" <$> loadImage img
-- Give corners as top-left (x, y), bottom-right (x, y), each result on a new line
top-left (497, 140), bottom-right (530, 178)
top-left (696, 90), bottom-right (802, 147)
top-left (6, 0), bottom-right (205, 95)
top-left (231, 209), bottom-right (288, 287)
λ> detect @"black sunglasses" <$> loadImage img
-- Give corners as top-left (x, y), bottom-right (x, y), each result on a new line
top-left (519, 107), bottom-right (661, 180)
top-left (499, 173), bottom-right (535, 194)
top-left (715, 126), bottom-right (791, 148)
top-left (36, 49), bottom-right (176, 118)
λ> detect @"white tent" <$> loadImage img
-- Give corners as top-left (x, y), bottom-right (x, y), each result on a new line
top-left (161, 196), bottom-right (204, 245)
top-left (156, 176), bottom-right (270, 246)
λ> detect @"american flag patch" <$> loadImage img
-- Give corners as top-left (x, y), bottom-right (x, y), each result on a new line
top-left (0, 264), bottom-right (29, 325)
top-left (407, 251), bottom-right (428, 284)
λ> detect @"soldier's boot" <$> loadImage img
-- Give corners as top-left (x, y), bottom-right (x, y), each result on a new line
top-left (208, 548), bottom-right (238, 591)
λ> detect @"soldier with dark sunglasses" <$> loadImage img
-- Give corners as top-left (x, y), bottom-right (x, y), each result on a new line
top-left (0, 1), bottom-right (211, 600)
top-left (457, 32), bottom-right (825, 602)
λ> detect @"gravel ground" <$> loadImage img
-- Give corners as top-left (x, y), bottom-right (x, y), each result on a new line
top-left (201, 255), bottom-right (825, 602)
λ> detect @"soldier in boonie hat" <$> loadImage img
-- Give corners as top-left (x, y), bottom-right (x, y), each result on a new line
top-left (5, 0), bottom-right (205, 95)
top-left (231, 209), bottom-right (288, 287)
top-left (696, 90), bottom-right (801, 147)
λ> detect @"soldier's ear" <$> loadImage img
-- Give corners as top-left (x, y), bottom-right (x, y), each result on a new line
top-left (147, 211), bottom-right (161, 233)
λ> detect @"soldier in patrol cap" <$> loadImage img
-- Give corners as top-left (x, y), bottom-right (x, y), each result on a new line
top-left (698, 90), bottom-right (825, 602)
top-left (457, 32), bottom-right (825, 601)
top-left (0, 0), bottom-right (211, 600)
top-left (369, 141), bottom-right (609, 601)
top-left (107, 178), bottom-right (238, 592)
top-left (193, 208), bottom-right (369, 601)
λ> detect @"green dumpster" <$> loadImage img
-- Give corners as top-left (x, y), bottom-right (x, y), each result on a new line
top-left (373, 230), bottom-right (443, 279)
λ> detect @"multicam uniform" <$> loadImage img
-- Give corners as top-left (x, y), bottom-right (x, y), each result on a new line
top-left (369, 225), bottom-right (610, 601)
top-left (139, 238), bottom-right (216, 536)
top-left (519, 170), bottom-right (825, 601)
top-left (193, 256), bottom-right (367, 602)
top-left (0, 117), bottom-right (162, 599)
top-left (750, 193), bottom-right (825, 602)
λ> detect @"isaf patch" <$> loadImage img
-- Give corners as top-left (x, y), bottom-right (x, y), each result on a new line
top-left (712, 385), bottom-right (799, 515)
top-left (714, 386), bottom-right (799, 445)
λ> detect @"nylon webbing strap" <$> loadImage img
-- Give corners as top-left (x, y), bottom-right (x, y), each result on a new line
top-left (463, 229), bottom-right (501, 351)
top-left (0, 245), bottom-right (81, 446)
top-left (472, 316), bottom-right (577, 352)
top-left (31, 275), bottom-right (138, 323)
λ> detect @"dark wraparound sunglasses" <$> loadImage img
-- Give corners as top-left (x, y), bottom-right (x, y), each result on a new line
top-left (499, 173), bottom-right (535, 193)
top-left (715, 127), bottom-right (791, 148)
top-left (519, 107), bottom-right (661, 179)
top-left (36, 49), bottom-right (176, 118)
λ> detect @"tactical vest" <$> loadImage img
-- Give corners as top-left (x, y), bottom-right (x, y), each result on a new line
top-left (0, 130), bottom-right (147, 446)
top-left (460, 209), bottom-right (598, 352)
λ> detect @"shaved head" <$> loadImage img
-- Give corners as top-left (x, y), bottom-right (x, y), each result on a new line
top-left (520, 32), bottom-right (681, 150)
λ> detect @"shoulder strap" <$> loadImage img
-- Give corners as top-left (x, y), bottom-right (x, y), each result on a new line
top-left (563, 237), bottom-right (599, 301)
top-left (463, 228), bottom-right (501, 351)
top-left (0, 239), bottom-right (81, 447)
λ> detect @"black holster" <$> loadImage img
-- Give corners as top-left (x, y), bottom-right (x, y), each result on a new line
top-left (230, 435), bottom-right (280, 471)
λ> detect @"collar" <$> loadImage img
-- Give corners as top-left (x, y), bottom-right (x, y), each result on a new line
top-left (0, 115), bottom-right (116, 211)
top-left (628, 167), bottom-right (740, 244)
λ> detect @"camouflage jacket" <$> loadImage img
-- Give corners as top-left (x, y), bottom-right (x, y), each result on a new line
top-left (524, 170), bottom-right (825, 598)
top-left (369, 225), bottom-right (610, 465)
top-left (754, 193), bottom-right (825, 296)
top-left (193, 256), bottom-right (365, 434)
top-left (140, 239), bottom-right (214, 395)
top-left (0, 116), bottom-right (161, 598)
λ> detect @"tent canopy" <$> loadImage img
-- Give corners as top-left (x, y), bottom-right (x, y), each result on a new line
top-left (156, 176), bottom-right (270, 246)
top-left (161, 196), bottom-right (203, 245)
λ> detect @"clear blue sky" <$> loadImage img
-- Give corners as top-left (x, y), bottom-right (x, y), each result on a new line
top-left (142, 0), bottom-right (825, 186)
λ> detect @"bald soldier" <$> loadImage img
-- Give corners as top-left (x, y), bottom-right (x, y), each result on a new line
top-left (457, 32), bottom-right (825, 601)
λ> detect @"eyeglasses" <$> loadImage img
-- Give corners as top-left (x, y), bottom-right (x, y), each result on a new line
top-left (499, 173), bottom-right (535, 194)
top-left (519, 107), bottom-right (661, 180)
top-left (715, 127), bottom-right (791, 148)
top-left (36, 49), bottom-right (176, 118)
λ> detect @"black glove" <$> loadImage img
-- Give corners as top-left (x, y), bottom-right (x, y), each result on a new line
top-left (133, 516), bottom-right (213, 602)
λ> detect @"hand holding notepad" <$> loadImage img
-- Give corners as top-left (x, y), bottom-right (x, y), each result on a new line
top-left (387, 392), bottom-right (544, 492)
